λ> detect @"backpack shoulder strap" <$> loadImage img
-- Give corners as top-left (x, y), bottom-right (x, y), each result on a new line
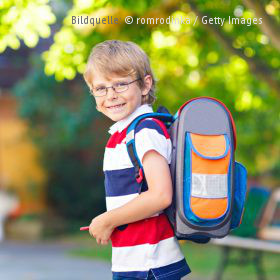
top-left (126, 112), bottom-right (174, 185)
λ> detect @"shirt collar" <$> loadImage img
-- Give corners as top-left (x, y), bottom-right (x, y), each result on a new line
top-left (108, 104), bottom-right (153, 135)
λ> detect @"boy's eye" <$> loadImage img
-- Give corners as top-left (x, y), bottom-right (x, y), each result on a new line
top-left (114, 82), bottom-right (128, 91)
top-left (96, 86), bottom-right (106, 92)
top-left (116, 82), bottom-right (128, 86)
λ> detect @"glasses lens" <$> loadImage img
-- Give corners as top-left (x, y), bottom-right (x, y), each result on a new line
top-left (94, 87), bottom-right (106, 96)
top-left (114, 83), bottom-right (128, 93)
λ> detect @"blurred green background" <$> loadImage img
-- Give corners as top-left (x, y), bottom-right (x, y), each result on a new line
top-left (0, 0), bottom-right (279, 279)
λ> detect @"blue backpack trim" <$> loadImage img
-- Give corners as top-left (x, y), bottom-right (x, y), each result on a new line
top-left (126, 112), bottom-right (174, 184)
top-left (231, 162), bottom-right (247, 229)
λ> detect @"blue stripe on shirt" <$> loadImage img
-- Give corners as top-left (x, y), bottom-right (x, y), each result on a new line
top-left (135, 119), bottom-right (166, 137)
top-left (112, 258), bottom-right (191, 279)
top-left (105, 167), bottom-right (148, 197)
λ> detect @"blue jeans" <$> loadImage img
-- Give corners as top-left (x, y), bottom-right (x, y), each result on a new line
top-left (112, 270), bottom-right (181, 279)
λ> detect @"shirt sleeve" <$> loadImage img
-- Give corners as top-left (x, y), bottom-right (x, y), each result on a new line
top-left (134, 118), bottom-right (172, 165)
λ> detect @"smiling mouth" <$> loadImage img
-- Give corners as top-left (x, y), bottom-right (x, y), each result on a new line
top-left (107, 103), bottom-right (126, 109)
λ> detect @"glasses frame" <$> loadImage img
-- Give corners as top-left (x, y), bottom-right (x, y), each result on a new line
top-left (90, 78), bottom-right (141, 97)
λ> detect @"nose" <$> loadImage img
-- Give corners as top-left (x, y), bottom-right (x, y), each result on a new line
top-left (106, 87), bottom-right (118, 100)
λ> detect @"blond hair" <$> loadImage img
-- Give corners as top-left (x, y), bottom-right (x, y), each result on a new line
top-left (83, 40), bottom-right (156, 105)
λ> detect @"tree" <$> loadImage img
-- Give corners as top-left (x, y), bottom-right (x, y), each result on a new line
top-left (1, 0), bottom-right (280, 219)
top-left (41, 0), bottom-right (280, 177)
top-left (0, 0), bottom-right (56, 52)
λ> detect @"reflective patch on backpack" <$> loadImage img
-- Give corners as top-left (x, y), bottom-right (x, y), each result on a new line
top-left (192, 173), bottom-right (227, 198)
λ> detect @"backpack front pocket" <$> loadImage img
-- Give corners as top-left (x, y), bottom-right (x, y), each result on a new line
top-left (184, 133), bottom-right (231, 224)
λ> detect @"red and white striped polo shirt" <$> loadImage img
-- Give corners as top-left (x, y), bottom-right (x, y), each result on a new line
top-left (103, 104), bottom-right (191, 279)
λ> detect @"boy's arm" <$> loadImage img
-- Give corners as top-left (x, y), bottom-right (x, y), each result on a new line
top-left (88, 149), bottom-right (172, 244)
top-left (104, 149), bottom-right (173, 228)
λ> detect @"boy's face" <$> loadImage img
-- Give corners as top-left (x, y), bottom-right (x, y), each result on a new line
top-left (90, 71), bottom-right (151, 122)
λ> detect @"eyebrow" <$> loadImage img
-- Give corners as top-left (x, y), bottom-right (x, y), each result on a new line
top-left (92, 83), bottom-right (106, 88)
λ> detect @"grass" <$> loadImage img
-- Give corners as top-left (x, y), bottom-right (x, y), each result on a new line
top-left (66, 233), bottom-right (280, 280)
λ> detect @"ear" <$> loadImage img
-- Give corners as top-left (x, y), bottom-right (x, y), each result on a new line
top-left (141, 75), bottom-right (152, 97)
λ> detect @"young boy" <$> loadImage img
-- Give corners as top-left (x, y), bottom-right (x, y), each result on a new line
top-left (83, 40), bottom-right (191, 280)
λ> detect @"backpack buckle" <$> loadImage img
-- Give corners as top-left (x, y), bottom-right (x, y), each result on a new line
top-left (136, 168), bottom-right (144, 184)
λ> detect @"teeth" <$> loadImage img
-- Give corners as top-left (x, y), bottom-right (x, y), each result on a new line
top-left (109, 104), bottom-right (124, 108)
top-left (107, 103), bottom-right (125, 112)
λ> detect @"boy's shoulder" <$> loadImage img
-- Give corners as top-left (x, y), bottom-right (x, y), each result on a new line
top-left (134, 118), bottom-right (169, 139)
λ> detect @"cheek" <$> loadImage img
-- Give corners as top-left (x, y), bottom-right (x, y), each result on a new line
top-left (95, 99), bottom-right (103, 111)
top-left (128, 89), bottom-right (143, 105)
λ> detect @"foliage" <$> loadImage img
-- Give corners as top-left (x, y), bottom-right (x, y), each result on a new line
top-left (4, 0), bottom-right (280, 218)
top-left (13, 56), bottom-right (108, 221)
top-left (0, 0), bottom-right (56, 52)
top-left (41, 0), bottom-right (280, 177)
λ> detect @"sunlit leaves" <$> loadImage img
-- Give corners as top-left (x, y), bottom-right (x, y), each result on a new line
top-left (207, 51), bottom-right (219, 63)
top-left (0, 0), bottom-right (56, 52)
top-left (110, 0), bottom-right (158, 14)
top-left (42, 0), bottom-right (175, 81)
top-left (152, 31), bottom-right (177, 49)
top-left (5, 0), bottom-right (280, 177)
top-left (42, 0), bottom-right (112, 80)
top-left (235, 91), bottom-right (263, 111)
top-left (42, 26), bottom-right (87, 80)
top-left (265, 0), bottom-right (279, 16)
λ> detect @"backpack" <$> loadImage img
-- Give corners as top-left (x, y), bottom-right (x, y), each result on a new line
top-left (125, 97), bottom-right (247, 243)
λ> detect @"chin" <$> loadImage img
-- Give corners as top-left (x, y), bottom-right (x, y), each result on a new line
top-left (110, 116), bottom-right (122, 122)
top-left (106, 109), bottom-right (130, 122)
top-left (108, 113), bottom-right (127, 122)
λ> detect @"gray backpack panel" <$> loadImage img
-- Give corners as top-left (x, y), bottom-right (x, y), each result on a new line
top-left (168, 98), bottom-right (235, 238)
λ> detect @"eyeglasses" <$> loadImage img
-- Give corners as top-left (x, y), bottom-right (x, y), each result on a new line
top-left (90, 78), bottom-right (141, 97)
